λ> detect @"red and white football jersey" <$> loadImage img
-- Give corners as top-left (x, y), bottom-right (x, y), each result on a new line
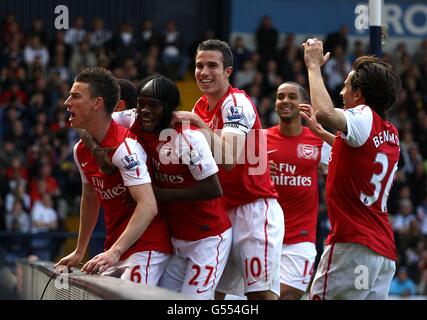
top-left (112, 111), bottom-right (231, 241)
top-left (326, 105), bottom-right (399, 260)
top-left (267, 126), bottom-right (330, 244)
top-left (74, 121), bottom-right (172, 260)
top-left (193, 86), bottom-right (278, 210)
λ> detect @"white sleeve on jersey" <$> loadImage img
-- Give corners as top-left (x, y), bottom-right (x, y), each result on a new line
top-left (111, 137), bottom-right (151, 186)
top-left (175, 129), bottom-right (219, 181)
top-left (339, 105), bottom-right (373, 147)
top-left (73, 141), bottom-right (88, 184)
top-left (221, 93), bottom-right (256, 135)
top-left (319, 141), bottom-right (332, 174)
top-left (112, 108), bottom-right (137, 129)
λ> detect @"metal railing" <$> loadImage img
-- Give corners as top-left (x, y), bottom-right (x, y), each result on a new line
top-left (16, 259), bottom-right (188, 300)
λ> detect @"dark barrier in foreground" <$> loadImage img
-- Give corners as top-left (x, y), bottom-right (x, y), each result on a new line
top-left (16, 259), bottom-right (189, 300)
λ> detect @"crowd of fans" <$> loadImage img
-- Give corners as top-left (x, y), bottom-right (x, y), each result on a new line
top-left (0, 13), bottom-right (426, 297)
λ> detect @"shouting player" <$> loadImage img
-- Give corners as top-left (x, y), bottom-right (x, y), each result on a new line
top-left (55, 67), bottom-right (172, 286)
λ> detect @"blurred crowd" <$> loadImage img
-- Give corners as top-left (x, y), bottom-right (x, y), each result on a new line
top-left (0, 13), bottom-right (426, 297)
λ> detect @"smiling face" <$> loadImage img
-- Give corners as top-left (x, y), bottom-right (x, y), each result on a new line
top-left (275, 83), bottom-right (302, 122)
top-left (137, 94), bottom-right (164, 133)
top-left (64, 82), bottom-right (96, 129)
top-left (195, 50), bottom-right (232, 98)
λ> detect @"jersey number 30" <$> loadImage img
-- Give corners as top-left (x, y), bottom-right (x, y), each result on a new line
top-left (360, 153), bottom-right (398, 213)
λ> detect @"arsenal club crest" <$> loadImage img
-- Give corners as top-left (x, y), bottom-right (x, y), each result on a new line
top-left (297, 144), bottom-right (319, 160)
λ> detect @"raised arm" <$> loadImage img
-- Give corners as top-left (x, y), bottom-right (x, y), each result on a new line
top-left (303, 38), bottom-right (347, 132)
top-left (171, 111), bottom-right (236, 171)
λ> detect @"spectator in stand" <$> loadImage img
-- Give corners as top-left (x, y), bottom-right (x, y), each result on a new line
top-left (323, 45), bottom-right (351, 107)
top-left (28, 18), bottom-right (48, 45)
top-left (6, 200), bottom-right (31, 233)
top-left (255, 15), bottom-right (278, 70)
top-left (417, 195), bottom-right (427, 238)
top-left (160, 20), bottom-right (187, 80)
top-left (30, 193), bottom-right (59, 261)
top-left (137, 19), bottom-right (159, 56)
top-left (231, 35), bottom-right (252, 72)
top-left (89, 17), bottom-right (112, 50)
top-left (111, 22), bottom-right (138, 67)
top-left (70, 40), bottom-right (98, 76)
top-left (5, 182), bottom-right (31, 214)
top-left (29, 162), bottom-right (60, 204)
top-left (324, 24), bottom-right (349, 54)
top-left (4, 199), bottom-right (31, 263)
top-left (64, 16), bottom-right (86, 49)
top-left (23, 36), bottom-right (50, 68)
top-left (389, 266), bottom-right (417, 297)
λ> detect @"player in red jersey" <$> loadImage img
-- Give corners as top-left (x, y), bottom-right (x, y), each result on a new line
top-left (55, 68), bottom-right (172, 286)
top-left (303, 39), bottom-right (402, 299)
top-left (267, 81), bottom-right (333, 300)
top-left (96, 74), bottom-right (232, 299)
top-left (172, 39), bottom-right (284, 300)
top-left (78, 78), bottom-right (138, 175)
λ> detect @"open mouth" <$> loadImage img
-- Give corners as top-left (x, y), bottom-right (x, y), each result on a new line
top-left (141, 118), bottom-right (154, 125)
top-left (199, 79), bottom-right (212, 85)
top-left (67, 109), bottom-right (75, 121)
top-left (279, 107), bottom-right (292, 114)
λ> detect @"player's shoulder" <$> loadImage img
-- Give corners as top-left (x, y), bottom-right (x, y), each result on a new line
top-left (345, 104), bottom-right (372, 116)
top-left (114, 108), bottom-right (137, 119)
top-left (74, 139), bottom-right (87, 155)
top-left (193, 96), bottom-right (208, 111)
top-left (222, 87), bottom-right (253, 107)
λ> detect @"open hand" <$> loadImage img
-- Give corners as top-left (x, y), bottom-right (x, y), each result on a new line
top-left (302, 38), bottom-right (330, 69)
top-left (81, 249), bottom-right (120, 275)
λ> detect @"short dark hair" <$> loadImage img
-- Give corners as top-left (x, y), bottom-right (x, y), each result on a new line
top-left (197, 39), bottom-right (233, 69)
top-left (75, 67), bottom-right (120, 114)
top-left (350, 56), bottom-right (402, 118)
top-left (282, 81), bottom-right (310, 103)
top-left (118, 79), bottom-right (137, 109)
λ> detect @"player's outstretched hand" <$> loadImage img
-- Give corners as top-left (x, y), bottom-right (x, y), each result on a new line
top-left (79, 128), bottom-right (116, 174)
top-left (170, 111), bottom-right (205, 128)
top-left (300, 103), bottom-right (324, 134)
top-left (93, 146), bottom-right (116, 174)
top-left (81, 249), bottom-right (120, 275)
top-left (54, 250), bottom-right (84, 273)
top-left (302, 38), bottom-right (330, 69)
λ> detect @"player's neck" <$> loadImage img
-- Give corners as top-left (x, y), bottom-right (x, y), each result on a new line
top-left (87, 115), bottom-right (112, 144)
top-left (279, 120), bottom-right (302, 137)
top-left (206, 85), bottom-right (229, 111)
